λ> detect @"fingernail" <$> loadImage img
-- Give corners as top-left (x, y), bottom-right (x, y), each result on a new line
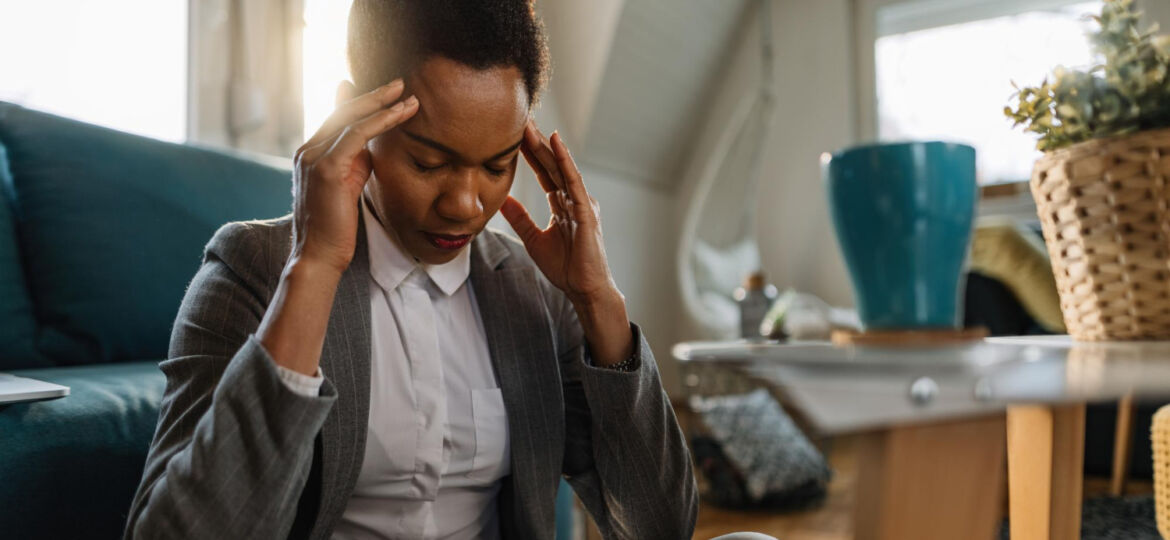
top-left (386, 79), bottom-right (404, 90)
top-left (390, 101), bottom-right (405, 112)
top-left (405, 95), bottom-right (418, 107)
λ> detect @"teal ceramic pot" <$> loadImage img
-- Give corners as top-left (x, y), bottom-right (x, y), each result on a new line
top-left (823, 141), bottom-right (977, 330)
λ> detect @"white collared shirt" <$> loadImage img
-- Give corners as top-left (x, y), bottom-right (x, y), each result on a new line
top-left (276, 196), bottom-right (510, 539)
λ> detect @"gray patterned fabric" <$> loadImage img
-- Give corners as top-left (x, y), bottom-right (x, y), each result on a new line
top-left (124, 211), bottom-right (697, 539)
top-left (690, 389), bottom-right (830, 508)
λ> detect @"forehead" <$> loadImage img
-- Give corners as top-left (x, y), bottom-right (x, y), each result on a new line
top-left (399, 57), bottom-right (529, 157)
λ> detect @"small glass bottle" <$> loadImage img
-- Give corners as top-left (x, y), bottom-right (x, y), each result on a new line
top-left (734, 271), bottom-right (778, 340)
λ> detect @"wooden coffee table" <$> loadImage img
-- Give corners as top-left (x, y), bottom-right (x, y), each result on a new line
top-left (674, 336), bottom-right (1170, 540)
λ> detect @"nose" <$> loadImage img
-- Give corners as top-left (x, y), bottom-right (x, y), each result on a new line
top-left (434, 168), bottom-right (483, 223)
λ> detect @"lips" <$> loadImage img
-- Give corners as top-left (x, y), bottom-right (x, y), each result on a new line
top-left (423, 231), bottom-right (472, 250)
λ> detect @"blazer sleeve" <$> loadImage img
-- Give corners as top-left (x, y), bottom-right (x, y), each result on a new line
top-left (124, 223), bottom-right (336, 539)
top-left (555, 295), bottom-right (699, 539)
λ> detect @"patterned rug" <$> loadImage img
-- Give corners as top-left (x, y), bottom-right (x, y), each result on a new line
top-left (999, 495), bottom-right (1159, 539)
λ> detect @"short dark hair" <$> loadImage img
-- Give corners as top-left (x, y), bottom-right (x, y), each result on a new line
top-left (347, 0), bottom-right (550, 104)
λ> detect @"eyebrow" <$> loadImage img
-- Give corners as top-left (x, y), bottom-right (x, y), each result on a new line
top-left (402, 130), bottom-right (524, 162)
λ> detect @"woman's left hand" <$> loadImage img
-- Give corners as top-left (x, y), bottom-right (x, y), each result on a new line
top-left (500, 122), bottom-right (635, 367)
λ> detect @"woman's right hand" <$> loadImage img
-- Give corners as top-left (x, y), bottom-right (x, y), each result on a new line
top-left (291, 79), bottom-right (419, 273)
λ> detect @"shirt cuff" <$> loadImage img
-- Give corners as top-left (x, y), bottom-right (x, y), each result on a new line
top-left (275, 364), bottom-right (325, 397)
top-left (584, 322), bottom-right (642, 372)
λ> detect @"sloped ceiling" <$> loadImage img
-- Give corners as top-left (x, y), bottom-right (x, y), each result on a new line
top-left (539, 0), bottom-right (627, 145)
top-left (564, 0), bottom-right (753, 189)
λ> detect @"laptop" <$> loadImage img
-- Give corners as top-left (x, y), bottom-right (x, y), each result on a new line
top-left (0, 373), bottom-right (70, 404)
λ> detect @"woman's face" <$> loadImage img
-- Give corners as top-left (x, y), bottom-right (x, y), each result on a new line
top-left (364, 56), bottom-right (530, 265)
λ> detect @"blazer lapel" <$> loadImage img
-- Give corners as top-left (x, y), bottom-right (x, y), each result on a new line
top-left (469, 232), bottom-right (565, 537)
top-left (308, 213), bottom-right (373, 539)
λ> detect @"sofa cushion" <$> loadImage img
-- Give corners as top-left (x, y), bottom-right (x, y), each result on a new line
top-left (0, 361), bottom-right (165, 539)
top-left (0, 103), bottom-right (292, 364)
top-left (0, 139), bottom-right (48, 369)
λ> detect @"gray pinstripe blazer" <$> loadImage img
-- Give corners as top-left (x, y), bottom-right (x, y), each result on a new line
top-left (124, 211), bottom-right (697, 540)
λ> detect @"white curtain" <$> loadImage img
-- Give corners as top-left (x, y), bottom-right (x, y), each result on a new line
top-left (188, 0), bottom-right (304, 158)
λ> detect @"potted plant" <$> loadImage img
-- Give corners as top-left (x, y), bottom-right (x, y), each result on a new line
top-left (1006, 0), bottom-right (1170, 340)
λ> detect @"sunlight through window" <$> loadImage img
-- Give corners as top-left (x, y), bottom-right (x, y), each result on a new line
top-left (0, 1), bottom-right (187, 142)
top-left (302, 0), bottom-right (354, 143)
top-left (876, 2), bottom-right (1103, 184)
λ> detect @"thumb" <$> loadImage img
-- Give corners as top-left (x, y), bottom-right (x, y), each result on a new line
top-left (500, 195), bottom-right (540, 244)
top-left (344, 148), bottom-right (374, 190)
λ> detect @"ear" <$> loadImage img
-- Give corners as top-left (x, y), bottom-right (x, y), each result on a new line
top-left (336, 80), bottom-right (358, 107)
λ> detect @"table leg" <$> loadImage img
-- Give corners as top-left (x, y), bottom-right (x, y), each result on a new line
top-left (1110, 394), bottom-right (1135, 497)
top-left (1006, 403), bottom-right (1086, 540)
top-left (853, 414), bottom-right (1007, 540)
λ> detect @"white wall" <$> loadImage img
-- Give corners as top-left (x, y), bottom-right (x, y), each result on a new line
top-left (755, 0), bottom-right (857, 308)
top-left (539, 0), bottom-right (626, 145)
top-left (673, 0), bottom-right (859, 347)
top-left (582, 168), bottom-right (678, 392)
top-left (671, 3), bottom-right (769, 342)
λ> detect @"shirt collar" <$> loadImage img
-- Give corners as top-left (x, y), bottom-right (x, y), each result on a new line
top-left (361, 195), bottom-right (471, 296)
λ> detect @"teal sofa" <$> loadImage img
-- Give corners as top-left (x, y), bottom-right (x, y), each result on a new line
top-left (0, 102), bottom-right (296, 538)
top-left (0, 103), bottom-right (577, 539)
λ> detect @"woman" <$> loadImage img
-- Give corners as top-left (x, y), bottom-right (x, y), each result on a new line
top-left (125, 1), bottom-right (696, 539)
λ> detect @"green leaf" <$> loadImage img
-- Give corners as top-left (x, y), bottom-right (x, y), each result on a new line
top-left (1008, 0), bottom-right (1170, 150)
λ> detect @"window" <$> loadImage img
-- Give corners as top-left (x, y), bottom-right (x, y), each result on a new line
top-left (0, 1), bottom-right (188, 142)
top-left (874, 1), bottom-right (1102, 185)
top-left (302, 0), bottom-right (354, 142)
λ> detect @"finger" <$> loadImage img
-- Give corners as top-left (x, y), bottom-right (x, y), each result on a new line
top-left (320, 95), bottom-right (419, 175)
top-left (335, 80), bottom-right (354, 108)
top-left (305, 79), bottom-right (405, 149)
top-left (548, 192), bottom-right (574, 245)
top-left (324, 95), bottom-right (419, 168)
top-left (524, 148), bottom-right (565, 219)
top-left (521, 124), bottom-right (568, 217)
top-left (349, 147), bottom-right (374, 185)
top-left (520, 142), bottom-right (558, 193)
top-left (525, 124), bottom-right (574, 224)
top-left (297, 135), bottom-right (334, 168)
top-left (500, 195), bottom-right (542, 245)
top-left (551, 131), bottom-right (591, 206)
top-left (546, 190), bottom-right (569, 223)
top-left (524, 123), bottom-right (566, 192)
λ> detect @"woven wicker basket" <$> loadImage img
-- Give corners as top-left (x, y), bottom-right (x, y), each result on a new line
top-left (1152, 405), bottom-right (1170, 538)
top-left (1031, 127), bottom-right (1170, 340)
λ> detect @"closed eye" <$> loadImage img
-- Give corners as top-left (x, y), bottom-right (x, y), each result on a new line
top-left (485, 155), bottom-right (518, 177)
top-left (410, 156), bottom-right (444, 173)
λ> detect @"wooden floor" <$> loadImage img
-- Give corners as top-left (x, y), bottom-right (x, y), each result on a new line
top-left (692, 436), bottom-right (858, 540)
top-left (690, 434), bottom-right (1154, 540)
